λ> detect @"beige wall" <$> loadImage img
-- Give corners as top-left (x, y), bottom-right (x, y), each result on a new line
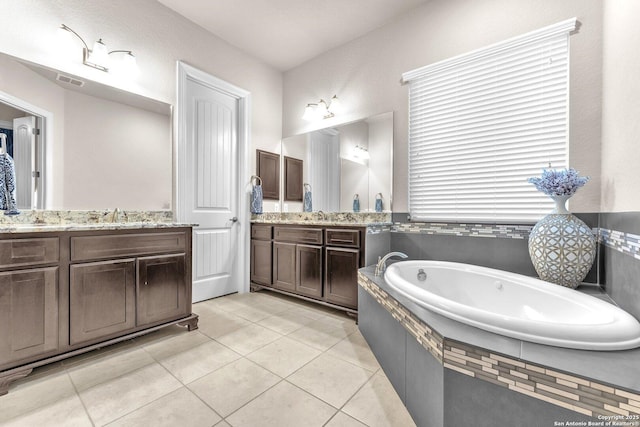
top-left (63, 90), bottom-right (171, 209)
top-left (0, 0), bottom-right (282, 210)
top-left (601, 0), bottom-right (640, 212)
top-left (283, 0), bottom-right (603, 213)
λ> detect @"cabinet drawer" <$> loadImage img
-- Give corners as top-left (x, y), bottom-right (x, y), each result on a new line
top-left (71, 232), bottom-right (186, 261)
top-left (251, 225), bottom-right (272, 240)
top-left (274, 227), bottom-right (323, 245)
top-left (0, 238), bottom-right (59, 269)
top-left (325, 229), bottom-right (360, 248)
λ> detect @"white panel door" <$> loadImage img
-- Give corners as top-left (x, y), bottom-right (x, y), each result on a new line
top-left (183, 75), bottom-right (240, 302)
top-left (13, 116), bottom-right (36, 209)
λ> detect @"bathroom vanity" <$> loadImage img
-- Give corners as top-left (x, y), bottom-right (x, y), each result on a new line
top-left (250, 213), bottom-right (391, 314)
top-left (0, 224), bottom-right (197, 395)
top-left (251, 223), bottom-right (365, 312)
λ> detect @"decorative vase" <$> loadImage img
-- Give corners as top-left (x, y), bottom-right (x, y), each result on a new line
top-left (527, 195), bottom-right (596, 289)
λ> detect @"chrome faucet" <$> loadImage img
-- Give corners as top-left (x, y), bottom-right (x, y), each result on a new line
top-left (317, 210), bottom-right (325, 221)
top-left (374, 252), bottom-right (408, 276)
top-left (110, 207), bottom-right (120, 223)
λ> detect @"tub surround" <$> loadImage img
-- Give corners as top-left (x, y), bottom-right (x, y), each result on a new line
top-left (358, 268), bottom-right (640, 424)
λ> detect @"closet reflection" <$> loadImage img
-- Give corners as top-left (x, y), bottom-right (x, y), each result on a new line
top-left (280, 112), bottom-right (393, 213)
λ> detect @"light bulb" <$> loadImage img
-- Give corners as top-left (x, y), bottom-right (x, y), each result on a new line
top-left (303, 104), bottom-right (316, 121)
top-left (317, 100), bottom-right (330, 118)
top-left (111, 51), bottom-right (138, 77)
top-left (328, 95), bottom-right (342, 114)
top-left (88, 39), bottom-right (109, 68)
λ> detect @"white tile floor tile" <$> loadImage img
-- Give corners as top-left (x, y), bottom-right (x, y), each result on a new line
top-left (1, 291), bottom-right (415, 426)
top-left (225, 381), bottom-right (336, 427)
top-left (287, 353), bottom-right (375, 408)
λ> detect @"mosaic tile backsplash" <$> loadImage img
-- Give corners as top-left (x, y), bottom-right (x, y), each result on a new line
top-left (392, 220), bottom-right (635, 261)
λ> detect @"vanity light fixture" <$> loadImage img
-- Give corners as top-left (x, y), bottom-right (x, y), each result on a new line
top-left (303, 95), bottom-right (342, 121)
top-left (58, 24), bottom-right (138, 75)
top-left (353, 145), bottom-right (370, 159)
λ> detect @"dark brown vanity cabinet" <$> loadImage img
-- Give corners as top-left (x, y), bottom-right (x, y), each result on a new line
top-left (0, 227), bottom-right (196, 396)
top-left (69, 231), bottom-right (191, 343)
top-left (0, 266), bottom-right (59, 366)
top-left (273, 242), bottom-right (296, 292)
top-left (296, 244), bottom-right (323, 298)
top-left (250, 224), bottom-right (363, 312)
top-left (70, 253), bottom-right (188, 343)
top-left (250, 225), bottom-right (272, 286)
top-left (325, 247), bottom-right (359, 309)
top-left (273, 226), bottom-right (323, 298)
top-left (137, 255), bottom-right (187, 326)
top-left (0, 237), bottom-right (61, 369)
top-left (325, 229), bottom-right (362, 309)
top-left (70, 259), bottom-right (136, 345)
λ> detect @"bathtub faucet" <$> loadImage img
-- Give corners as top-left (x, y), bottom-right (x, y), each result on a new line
top-left (374, 252), bottom-right (408, 276)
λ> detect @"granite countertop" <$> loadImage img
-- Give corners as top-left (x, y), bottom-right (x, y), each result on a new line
top-left (251, 212), bottom-right (393, 227)
top-left (359, 266), bottom-right (640, 393)
top-left (0, 209), bottom-right (195, 233)
top-left (0, 222), bottom-right (195, 233)
top-left (251, 219), bottom-right (393, 227)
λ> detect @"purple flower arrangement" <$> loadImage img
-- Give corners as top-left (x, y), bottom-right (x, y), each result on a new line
top-left (527, 168), bottom-right (589, 196)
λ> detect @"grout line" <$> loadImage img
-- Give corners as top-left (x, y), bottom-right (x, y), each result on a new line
top-left (64, 369), bottom-right (97, 427)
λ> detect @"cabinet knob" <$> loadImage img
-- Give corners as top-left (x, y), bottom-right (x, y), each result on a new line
top-left (144, 281), bottom-right (148, 286)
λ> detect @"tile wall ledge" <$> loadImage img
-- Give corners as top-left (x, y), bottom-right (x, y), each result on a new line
top-left (251, 212), bottom-right (392, 226)
top-left (0, 210), bottom-right (174, 226)
top-left (358, 268), bottom-right (640, 418)
top-left (391, 221), bottom-right (637, 261)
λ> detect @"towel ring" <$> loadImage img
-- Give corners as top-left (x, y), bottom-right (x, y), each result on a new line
top-left (304, 183), bottom-right (312, 191)
top-left (251, 175), bottom-right (263, 186)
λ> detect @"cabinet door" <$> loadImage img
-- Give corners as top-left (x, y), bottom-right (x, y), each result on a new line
top-left (273, 242), bottom-right (296, 292)
top-left (0, 267), bottom-right (58, 367)
top-left (325, 247), bottom-right (360, 309)
top-left (70, 260), bottom-right (135, 345)
top-left (251, 239), bottom-right (272, 286)
top-left (296, 244), bottom-right (322, 298)
top-left (137, 254), bottom-right (187, 326)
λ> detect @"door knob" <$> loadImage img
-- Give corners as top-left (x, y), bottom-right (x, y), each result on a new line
top-left (230, 217), bottom-right (238, 222)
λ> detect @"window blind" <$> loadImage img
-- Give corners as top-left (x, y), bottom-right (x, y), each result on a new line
top-left (403, 18), bottom-right (577, 223)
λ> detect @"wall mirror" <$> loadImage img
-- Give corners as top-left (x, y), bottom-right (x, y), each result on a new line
top-left (280, 111), bottom-right (393, 213)
top-left (0, 52), bottom-right (172, 211)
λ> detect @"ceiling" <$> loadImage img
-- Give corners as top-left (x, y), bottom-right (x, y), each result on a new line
top-left (157, 0), bottom-right (429, 71)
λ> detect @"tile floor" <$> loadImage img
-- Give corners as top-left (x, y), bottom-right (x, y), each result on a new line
top-left (0, 291), bottom-right (416, 427)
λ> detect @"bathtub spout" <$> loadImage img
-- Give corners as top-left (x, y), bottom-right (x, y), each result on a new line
top-left (374, 252), bottom-right (408, 276)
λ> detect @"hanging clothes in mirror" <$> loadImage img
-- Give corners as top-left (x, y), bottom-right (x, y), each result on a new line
top-left (250, 175), bottom-right (263, 214)
top-left (0, 133), bottom-right (19, 215)
top-left (303, 183), bottom-right (312, 212)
